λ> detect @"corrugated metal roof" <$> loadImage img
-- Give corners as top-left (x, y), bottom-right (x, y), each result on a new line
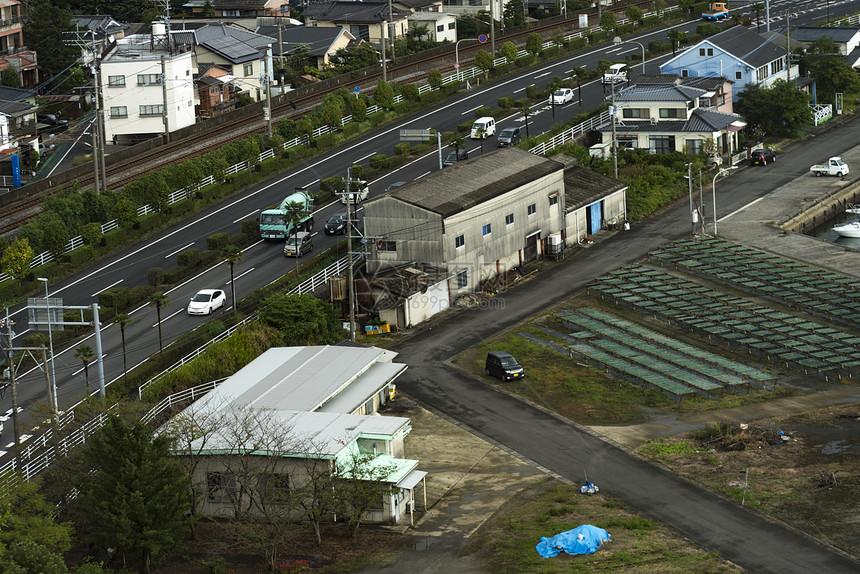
top-left (563, 166), bottom-right (626, 212)
top-left (378, 148), bottom-right (562, 217)
top-left (318, 361), bottom-right (407, 413)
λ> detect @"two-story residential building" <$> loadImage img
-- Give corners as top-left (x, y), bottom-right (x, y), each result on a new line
top-left (599, 83), bottom-right (746, 157)
top-left (406, 11), bottom-right (457, 43)
top-left (195, 63), bottom-right (239, 118)
top-left (792, 26), bottom-right (860, 69)
top-left (660, 25), bottom-right (797, 101)
top-left (364, 148), bottom-right (567, 294)
top-left (0, 0), bottom-right (22, 56)
top-left (182, 0), bottom-right (289, 18)
top-left (173, 23), bottom-right (275, 101)
top-left (256, 24), bottom-right (355, 69)
top-left (301, 0), bottom-right (411, 44)
top-left (100, 25), bottom-right (197, 145)
top-left (633, 74), bottom-right (734, 114)
top-left (166, 345), bottom-right (426, 525)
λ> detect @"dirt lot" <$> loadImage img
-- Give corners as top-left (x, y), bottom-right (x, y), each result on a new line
top-left (638, 403), bottom-right (860, 560)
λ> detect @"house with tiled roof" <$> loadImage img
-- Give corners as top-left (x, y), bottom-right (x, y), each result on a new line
top-left (791, 26), bottom-right (860, 69)
top-left (301, 0), bottom-right (411, 43)
top-left (255, 24), bottom-right (354, 68)
top-left (182, 0), bottom-right (289, 18)
top-left (598, 83), bottom-right (746, 157)
top-left (173, 23), bottom-right (275, 101)
top-left (632, 73), bottom-right (734, 114)
top-left (660, 25), bottom-right (797, 101)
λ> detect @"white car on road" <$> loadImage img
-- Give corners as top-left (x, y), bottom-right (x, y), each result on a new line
top-left (549, 88), bottom-right (574, 105)
top-left (187, 289), bottom-right (227, 315)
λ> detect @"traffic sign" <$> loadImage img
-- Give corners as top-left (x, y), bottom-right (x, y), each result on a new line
top-left (353, 86), bottom-right (360, 93)
top-left (399, 129), bottom-right (431, 142)
top-left (478, 34), bottom-right (488, 43)
top-left (454, 62), bottom-right (460, 69)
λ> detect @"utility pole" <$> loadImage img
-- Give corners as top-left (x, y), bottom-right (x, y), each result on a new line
top-left (687, 162), bottom-right (695, 235)
top-left (161, 55), bottom-right (170, 143)
top-left (490, 0), bottom-right (496, 56)
top-left (785, 10), bottom-right (791, 83)
top-left (2, 310), bottom-right (20, 465)
top-left (610, 79), bottom-right (617, 179)
top-left (380, 22), bottom-right (387, 82)
top-left (91, 48), bottom-right (102, 194)
top-left (388, 0), bottom-right (395, 65)
top-left (345, 179), bottom-right (356, 342)
top-left (95, 57), bottom-right (107, 193)
top-left (263, 47), bottom-right (273, 138)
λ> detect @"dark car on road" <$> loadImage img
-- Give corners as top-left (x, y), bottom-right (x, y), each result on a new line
top-left (385, 181), bottom-right (407, 192)
top-left (443, 148), bottom-right (468, 166)
top-left (497, 127), bottom-right (522, 147)
top-left (485, 351), bottom-right (524, 381)
top-left (749, 149), bottom-right (776, 166)
top-left (324, 213), bottom-right (348, 235)
top-left (37, 113), bottom-right (69, 129)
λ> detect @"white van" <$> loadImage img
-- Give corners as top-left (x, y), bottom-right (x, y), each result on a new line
top-left (284, 231), bottom-right (314, 258)
top-left (470, 117), bottom-right (496, 139)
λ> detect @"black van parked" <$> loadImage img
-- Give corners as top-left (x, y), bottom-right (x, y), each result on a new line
top-left (485, 351), bottom-right (524, 381)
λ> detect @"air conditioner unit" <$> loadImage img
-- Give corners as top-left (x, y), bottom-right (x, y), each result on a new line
top-left (650, 117), bottom-right (658, 125)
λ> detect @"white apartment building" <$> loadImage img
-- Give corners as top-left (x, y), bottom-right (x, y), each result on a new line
top-left (100, 26), bottom-right (197, 145)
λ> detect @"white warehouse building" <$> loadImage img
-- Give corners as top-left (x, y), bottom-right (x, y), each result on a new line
top-left (100, 25), bottom-right (197, 145)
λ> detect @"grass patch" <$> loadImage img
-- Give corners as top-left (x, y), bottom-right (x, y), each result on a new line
top-left (466, 481), bottom-right (742, 574)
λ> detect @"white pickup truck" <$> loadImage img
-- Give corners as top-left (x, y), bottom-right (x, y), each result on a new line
top-left (810, 157), bottom-right (849, 178)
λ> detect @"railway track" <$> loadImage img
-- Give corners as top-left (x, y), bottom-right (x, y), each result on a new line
top-left (0, 1), bottom-right (671, 236)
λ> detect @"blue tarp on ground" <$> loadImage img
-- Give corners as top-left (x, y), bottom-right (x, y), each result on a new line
top-left (536, 524), bottom-right (611, 558)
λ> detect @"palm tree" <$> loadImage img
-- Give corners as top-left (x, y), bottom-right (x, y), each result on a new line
top-left (520, 104), bottom-right (531, 138)
top-left (114, 313), bottom-right (132, 382)
top-left (475, 125), bottom-right (487, 154)
top-left (73, 345), bottom-right (95, 397)
top-left (752, 3), bottom-right (764, 32)
top-left (148, 292), bottom-right (169, 353)
top-left (221, 244), bottom-right (243, 311)
top-left (283, 201), bottom-right (308, 275)
top-left (571, 67), bottom-right (586, 111)
top-left (667, 30), bottom-right (683, 58)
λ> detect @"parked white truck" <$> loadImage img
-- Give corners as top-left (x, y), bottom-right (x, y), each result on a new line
top-left (810, 157), bottom-right (849, 178)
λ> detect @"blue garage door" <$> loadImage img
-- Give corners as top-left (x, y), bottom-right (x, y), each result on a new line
top-left (589, 202), bottom-right (602, 235)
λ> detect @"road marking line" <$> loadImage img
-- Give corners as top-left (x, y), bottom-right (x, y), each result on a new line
top-left (534, 72), bottom-right (550, 79)
top-left (156, 308), bottom-right (185, 326)
top-left (354, 152), bottom-right (377, 163)
top-left (231, 267), bottom-right (255, 282)
top-left (90, 279), bottom-right (123, 298)
top-left (415, 171), bottom-right (432, 179)
top-left (233, 209), bottom-right (259, 224)
top-left (303, 178), bottom-right (320, 188)
top-left (165, 243), bottom-right (194, 259)
top-left (461, 105), bottom-right (483, 115)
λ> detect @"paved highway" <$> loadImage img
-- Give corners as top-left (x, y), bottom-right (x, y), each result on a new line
top-left (1, 0), bottom-right (854, 441)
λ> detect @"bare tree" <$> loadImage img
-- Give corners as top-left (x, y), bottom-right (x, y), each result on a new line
top-left (333, 449), bottom-right (398, 538)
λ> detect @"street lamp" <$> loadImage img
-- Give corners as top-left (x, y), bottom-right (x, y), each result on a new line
top-left (455, 38), bottom-right (478, 82)
top-left (613, 36), bottom-right (645, 74)
top-left (711, 166), bottom-right (737, 236)
top-left (37, 277), bottom-right (58, 415)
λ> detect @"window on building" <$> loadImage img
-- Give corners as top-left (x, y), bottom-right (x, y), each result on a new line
top-left (735, 71), bottom-right (743, 80)
top-left (350, 24), bottom-right (370, 41)
top-left (687, 139), bottom-right (703, 154)
top-left (210, 86), bottom-right (221, 95)
top-left (659, 108), bottom-right (682, 118)
top-left (681, 69), bottom-right (689, 77)
top-left (527, 203), bottom-right (536, 216)
top-left (109, 106), bottom-right (128, 118)
top-left (455, 234), bottom-right (464, 249)
top-left (549, 193), bottom-right (559, 207)
top-left (378, 240), bottom-right (397, 251)
top-left (618, 136), bottom-right (637, 149)
top-left (482, 223), bottom-right (491, 236)
top-left (107, 75), bottom-right (125, 87)
top-left (139, 104), bottom-right (165, 117)
top-left (437, 24), bottom-right (444, 32)
top-left (770, 58), bottom-right (783, 75)
top-left (137, 73), bottom-right (160, 86)
top-left (259, 473), bottom-right (290, 503)
top-left (222, 9), bottom-right (240, 16)
top-left (698, 48), bottom-right (705, 56)
top-left (505, 213), bottom-right (514, 225)
top-left (706, 48), bottom-right (713, 56)
top-left (718, 94), bottom-right (726, 106)
top-left (756, 65), bottom-right (768, 81)
top-left (622, 108), bottom-right (647, 118)
top-left (698, 97), bottom-right (711, 108)
top-left (448, 22), bottom-right (456, 29)
top-left (207, 472), bottom-right (235, 502)
top-left (243, 63), bottom-right (253, 76)
top-left (649, 135), bottom-right (676, 154)
top-left (456, 269), bottom-right (468, 289)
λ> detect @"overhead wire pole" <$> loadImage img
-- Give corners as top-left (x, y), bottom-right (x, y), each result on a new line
top-left (263, 46), bottom-right (273, 138)
top-left (388, 0), bottom-right (395, 65)
top-left (2, 309), bottom-right (20, 466)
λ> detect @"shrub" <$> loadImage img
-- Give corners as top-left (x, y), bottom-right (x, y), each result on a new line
top-left (81, 223), bottom-right (102, 246)
top-left (129, 285), bottom-right (155, 305)
top-left (176, 248), bottom-right (201, 268)
top-left (498, 96), bottom-right (514, 110)
top-left (525, 84), bottom-right (539, 100)
top-left (368, 111), bottom-right (386, 127)
top-left (164, 266), bottom-right (185, 285)
top-left (457, 121), bottom-right (473, 133)
top-left (401, 83), bottom-right (420, 102)
top-left (99, 287), bottom-right (130, 311)
top-left (474, 106), bottom-right (492, 119)
top-left (206, 233), bottom-right (229, 251)
top-left (394, 143), bottom-right (411, 157)
top-left (228, 233), bottom-right (245, 247)
top-left (199, 249), bottom-right (219, 266)
top-left (69, 245), bottom-right (94, 267)
top-left (369, 154), bottom-right (389, 170)
top-left (349, 164), bottom-right (365, 180)
top-left (393, 101), bottom-right (415, 115)
top-left (148, 267), bottom-right (165, 287)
